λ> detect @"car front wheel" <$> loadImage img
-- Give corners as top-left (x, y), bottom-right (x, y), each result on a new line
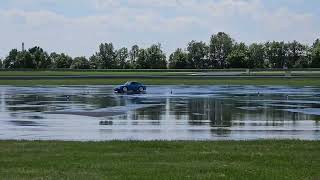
top-left (122, 87), bottom-right (128, 92)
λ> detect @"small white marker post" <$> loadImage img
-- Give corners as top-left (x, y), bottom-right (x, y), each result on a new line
top-left (246, 69), bottom-right (250, 76)
top-left (285, 70), bottom-right (292, 77)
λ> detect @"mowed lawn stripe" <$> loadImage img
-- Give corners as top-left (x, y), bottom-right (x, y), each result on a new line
top-left (0, 140), bottom-right (319, 180)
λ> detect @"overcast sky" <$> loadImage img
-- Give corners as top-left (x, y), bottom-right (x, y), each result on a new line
top-left (0, 0), bottom-right (319, 58)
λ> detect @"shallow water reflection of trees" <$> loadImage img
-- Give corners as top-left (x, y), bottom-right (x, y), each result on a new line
top-left (186, 98), bottom-right (232, 127)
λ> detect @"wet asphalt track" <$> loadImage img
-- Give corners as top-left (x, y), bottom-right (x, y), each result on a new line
top-left (0, 85), bottom-right (320, 141)
top-left (0, 75), bottom-right (319, 80)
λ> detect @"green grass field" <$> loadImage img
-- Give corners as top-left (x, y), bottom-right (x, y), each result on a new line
top-left (0, 77), bottom-right (318, 86)
top-left (248, 71), bottom-right (320, 76)
top-left (0, 140), bottom-right (319, 180)
top-left (0, 70), bottom-right (318, 86)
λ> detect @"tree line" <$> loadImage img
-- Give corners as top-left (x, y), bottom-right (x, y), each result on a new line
top-left (1, 32), bottom-right (320, 69)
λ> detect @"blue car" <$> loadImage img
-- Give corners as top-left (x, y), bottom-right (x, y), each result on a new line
top-left (114, 81), bottom-right (146, 93)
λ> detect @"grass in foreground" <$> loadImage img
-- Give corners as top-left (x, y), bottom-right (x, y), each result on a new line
top-left (0, 140), bottom-right (319, 180)
top-left (0, 78), bottom-right (319, 86)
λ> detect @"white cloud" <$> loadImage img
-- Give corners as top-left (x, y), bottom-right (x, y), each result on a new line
top-left (0, 0), bottom-right (319, 58)
top-left (93, 0), bottom-right (182, 9)
top-left (94, 0), bottom-right (122, 10)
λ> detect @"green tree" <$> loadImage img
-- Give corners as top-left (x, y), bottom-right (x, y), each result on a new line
top-left (187, 40), bottom-right (208, 69)
top-left (311, 40), bottom-right (320, 68)
top-left (115, 47), bottom-right (129, 69)
top-left (28, 46), bottom-right (51, 69)
top-left (146, 44), bottom-right (167, 69)
top-left (3, 49), bottom-right (35, 69)
top-left (17, 51), bottom-right (34, 68)
top-left (89, 55), bottom-right (99, 69)
top-left (136, 49), bottom-right (148, 69)
top-left (3, 49), bottom-right (19, 69)
top-left (169, 48), bottom-right (188, 69)
top-left (313, 39), bottom-right (320, 47)
top-left (286, 41), bottom-right (308, 68)
top-left (50, 53), bottom-right (73, 69)
top-left (227, 42), bottom-right (249, 68)
top-left (264, 41), bottom-right (287, 68)
top-left (92, 43), bottom-right (116, 69)
top-left (71, 57), bottom-right (90, 69)
top-left (209, 32), bottom-right (233, 68)
top-left (248, 43), bottom-right (265, 68)
top-left (129, 45), bottom-right (139, 68)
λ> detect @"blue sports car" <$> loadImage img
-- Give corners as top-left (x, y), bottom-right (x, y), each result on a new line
top-left (114, 81), bottom-right (147, 93)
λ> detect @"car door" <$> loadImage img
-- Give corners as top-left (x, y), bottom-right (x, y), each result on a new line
top-left (131, 82), bottom-right (138, 91)
top-left (134, 82), bottom-right (138, 91)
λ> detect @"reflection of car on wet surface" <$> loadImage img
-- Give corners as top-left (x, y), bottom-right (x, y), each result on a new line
top-left (114, 81), bottom-right (146, 93)
top-left (99, 121), bottom-right (113, 125)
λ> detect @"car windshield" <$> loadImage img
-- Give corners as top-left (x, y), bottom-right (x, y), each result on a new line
top-left (124, 82), bottom-right (131, 85)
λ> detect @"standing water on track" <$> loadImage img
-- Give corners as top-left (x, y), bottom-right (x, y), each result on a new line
top-left (0, 85), bottom-right (320, 141)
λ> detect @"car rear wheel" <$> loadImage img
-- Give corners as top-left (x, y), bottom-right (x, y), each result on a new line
top-left (138, 87), bottom-right (144, 92)
top-left (122, 87), bottom-right (128, 92)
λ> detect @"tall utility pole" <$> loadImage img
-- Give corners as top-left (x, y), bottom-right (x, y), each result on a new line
top-left (22, 42), bottom-right (25, 52)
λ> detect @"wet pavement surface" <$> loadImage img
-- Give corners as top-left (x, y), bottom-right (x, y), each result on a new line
top-left (0, 85), bottom-right (320, 141)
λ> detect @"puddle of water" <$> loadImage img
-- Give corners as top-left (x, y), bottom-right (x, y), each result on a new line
top-left (283, 108), bottom-right (320, 116)
top-left (0, 85), bottom-right (320, 141)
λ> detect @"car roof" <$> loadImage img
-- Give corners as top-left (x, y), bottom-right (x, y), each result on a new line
top-left (126, 81), bottom-right (140, 84)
